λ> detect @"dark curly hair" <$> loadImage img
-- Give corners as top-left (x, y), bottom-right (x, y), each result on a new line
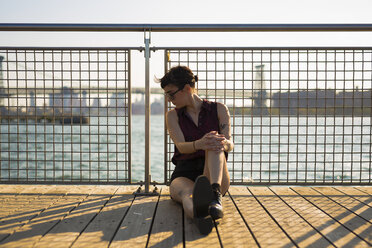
top-left (157, 65), bottom-right (198, 89)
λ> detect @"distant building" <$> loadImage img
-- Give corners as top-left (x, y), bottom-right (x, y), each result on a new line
top-left (151, 97), bottom-right (164, 115)
top-left (50, 87), bottom-right (82, 115)
top-left (91, 97), bottom-right (108, 116)
top-left (108, 92), bottom-right (127, 115)
top-left (91, 97), bottom-right (102, 108)
top-left (252, 65), bottom-right (269, 115)
top-left (271, 89), bottom-right (372, 115)
top-left (81, 90), bottom-right (88, 112)
top-left (131, 94), bottom-right (165, 115)
top-left (132, 93), bottom-right (145, 115)
top-left (0, 56), bottom-right (6, 108)
top-left (28, 91), bottom-right (40, 114)
top-left (30, 91), bottom-right (36, 107)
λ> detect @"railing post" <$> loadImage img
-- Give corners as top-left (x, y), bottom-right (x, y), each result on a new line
top-left (134, 29), bottom-right (159, 195)
top-left (145, 29), bottom-right (151, 193)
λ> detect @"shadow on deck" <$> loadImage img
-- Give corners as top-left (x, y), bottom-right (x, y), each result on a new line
top-left (0, 185), bottom-right (371, 247)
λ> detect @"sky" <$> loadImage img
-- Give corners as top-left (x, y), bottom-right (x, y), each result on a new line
top-left (1, 0), bottom-right (372, 88)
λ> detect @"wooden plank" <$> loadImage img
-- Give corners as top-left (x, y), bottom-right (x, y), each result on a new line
top-left (0, 186), bottom-right (59, 218)
top-left (249, 187), bottom-right (332, 248)
top-left (147, 187), bottom-right (183, 248)
top-left (313, 187), bottom-right (372, 223)
top-left (34, 187), bottom-right (117, 247)
top-left (0, 198), bottom-right (61, 243)
top-left (0, 193), bottom-right (64, 221)
top-left (271, 186), bottom-right (364, 248)
top-left (0, 184), bottom-right (91, 218)
top-left (292, 187), bottom-right (371, 247)
top-left (355, 187), bottom-right (372, 195)
top-left (0, 194), bottom-right (88, 247)
top-left (71, 187), bottom-right (135, 248)
top-left (183, 210), bottom-right (220, 248)
top-left (0, 185), bottom-right (117, 247)
top-left (0, 185), bottom-right (370, 248)
top-left (0, 186), bottom-right (70, 243)
top-left (335, 187), bottom-right (372, 207)
top-left (0, 185), bottom-right (19, 194)
top-left (0, 185), bottom-right (46, 208)
top-left (0, 193), bottom-right (16, 204)
top-left (0, 195), bottom-right (40, 218)
top-left (45, 185), bottom-right (101, 195)
top-left (0, 185), bottom-right (59, 213)
top-left (19, 185), bottom-right (57, 194)
top-left (110, 194), bottom-right (159, 247)
top-left (216, 191), bottom-right (258, 248)
top-left (0, 192), bottom-right (91, 247)
top-left (92, 185), bottom-right (123, 195)
top-left (228, 187), bottom-right (294, 248)
top-left (0, 185), bottom-right (27, 209)
top-left (0, 185), bottom-right (31, 194)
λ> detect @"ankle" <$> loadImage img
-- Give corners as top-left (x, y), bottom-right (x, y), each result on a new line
top-left (211, 183), bottom-right (221, 193)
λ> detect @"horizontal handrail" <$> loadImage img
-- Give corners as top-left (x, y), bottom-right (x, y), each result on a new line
top-left (152, 46), bottom-right (372, 50)
top-left (0, 46), bottom-right (144, 51)
top-left (1, 46), bottom-right (372, 51)
top-left (1, 23), bottom-right (372, 32)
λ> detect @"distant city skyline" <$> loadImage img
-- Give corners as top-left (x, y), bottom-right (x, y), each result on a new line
top-left (1, 50), bottom-right (370, 92)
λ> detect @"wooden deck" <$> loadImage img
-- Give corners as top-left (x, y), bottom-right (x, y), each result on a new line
top-left (0, 185), bottom-right (371, 247)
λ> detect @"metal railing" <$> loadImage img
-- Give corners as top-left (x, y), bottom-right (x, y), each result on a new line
top-left (0, 24), bottom-right (371, 188)
top-left (0, 48), bottom-right (131, 183)
top-left (164, 48), bottom-right (372, 185)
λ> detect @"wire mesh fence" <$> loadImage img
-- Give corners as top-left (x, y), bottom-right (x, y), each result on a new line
top-left (0, 46), bottom-right (371, 185)
top-left (165, 48), bottom-right (372, 185)
top-left (0, 48), bottom-right (131, 183)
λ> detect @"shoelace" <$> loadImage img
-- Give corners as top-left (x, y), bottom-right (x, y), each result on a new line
top-left (212, 190), bottom-right (222, 205)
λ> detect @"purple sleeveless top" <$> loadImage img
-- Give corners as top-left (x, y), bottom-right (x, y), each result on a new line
top-left (172, 99), bottom-right (220, 165)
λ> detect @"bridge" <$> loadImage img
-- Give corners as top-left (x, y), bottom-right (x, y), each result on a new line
top-left (2, 87), bottom-right (255, 98)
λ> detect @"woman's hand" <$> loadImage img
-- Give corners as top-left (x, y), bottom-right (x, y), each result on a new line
top-left (195, 131), bottom-right (227, 151)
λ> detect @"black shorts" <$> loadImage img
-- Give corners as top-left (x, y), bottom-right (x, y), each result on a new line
top-left (170, 157), bottom-right (205, 183)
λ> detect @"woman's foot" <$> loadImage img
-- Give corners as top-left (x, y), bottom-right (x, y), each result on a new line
top-left (194, 216), bottom-right (213, 235)
top-left (192, 175), bottom-right (213, 234)
top-left (209, 183), bottom-right (224, 220)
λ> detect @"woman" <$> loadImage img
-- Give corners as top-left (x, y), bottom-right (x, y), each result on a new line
top-left (158, 65), bottom-right (234, 235)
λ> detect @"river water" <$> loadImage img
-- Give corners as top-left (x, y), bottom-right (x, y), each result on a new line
top-left (1, 115), bottom-right (371, 183)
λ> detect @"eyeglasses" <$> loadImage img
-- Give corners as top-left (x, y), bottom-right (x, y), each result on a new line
top-left (164, 87), bottom-right (183, 100)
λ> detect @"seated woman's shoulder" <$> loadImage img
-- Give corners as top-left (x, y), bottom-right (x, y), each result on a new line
top-left (167, 108), bottom-right (176, 114)
top-left (216, 102), bottom-right (230, 116)
top-left (166, 108), bottom-right (177, 118)
top-left (216, 102), bottom-right (228, 110)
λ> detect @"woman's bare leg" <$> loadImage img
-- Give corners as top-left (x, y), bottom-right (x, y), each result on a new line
top-left (203, 150), bottom-right (230, 195)
top-left (171, 176), bottom-right (214, 234)
top-left (170, 151), bottom-right (230, 221)
top-left (202, 150), bottom-right (230, 220)
top-left (169, 177), bottom-right (195, 219)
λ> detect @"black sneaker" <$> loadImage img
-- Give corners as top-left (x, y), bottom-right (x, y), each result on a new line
top-left (192, 175), bottom-right (213, 234)
top-left (195, 216), bottom-right (213, 235)
top-left (192, 175), bottom-right (213, 218)
top-left (209, 189), bottom-right (223, 220)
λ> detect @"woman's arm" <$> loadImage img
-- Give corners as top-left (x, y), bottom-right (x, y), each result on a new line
top-left (166, 109), bottom-right (195, 154)
top-left (166, 109), bottom-right (227, 154)
top-left (217, 103), bottom-right (234, 152)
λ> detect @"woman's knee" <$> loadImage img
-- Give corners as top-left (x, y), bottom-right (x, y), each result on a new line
top-left (170, 177), bottom-right (193, 201)
top-left (206, 150), bottom-right (225, 157)
top-left (205, 150), bottom-right (226, 166)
